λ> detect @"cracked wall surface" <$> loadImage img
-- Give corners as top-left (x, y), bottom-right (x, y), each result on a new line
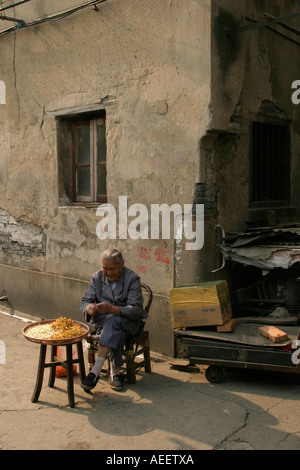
top-left (0, 0), bottom-right (212, 355)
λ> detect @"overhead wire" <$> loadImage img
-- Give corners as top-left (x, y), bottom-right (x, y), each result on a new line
top-left (0, 0), bottom-right (108, 37)
top-left (0, 1), bottom-right (32, 13)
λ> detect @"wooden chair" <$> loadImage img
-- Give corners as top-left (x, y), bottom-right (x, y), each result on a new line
top-left (86, 283), bottom-right (153, 384)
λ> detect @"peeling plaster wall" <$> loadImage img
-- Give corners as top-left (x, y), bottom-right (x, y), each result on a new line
top-left (0, 209), bottom-right (46, 261)
top-left (0, 0), bottom-right (212, 355)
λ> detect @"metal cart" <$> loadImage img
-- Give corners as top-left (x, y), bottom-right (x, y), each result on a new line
top-left (174, 323), bottom-right (300, 383)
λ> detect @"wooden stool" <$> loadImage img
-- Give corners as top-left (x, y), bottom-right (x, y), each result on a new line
top-left (31, 341), bottom-right (86, 408)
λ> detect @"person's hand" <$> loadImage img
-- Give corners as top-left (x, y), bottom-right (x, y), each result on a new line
top-left (86, 303), bottom-right (98, 316)
top-left (96, 302), bottom-right (109, 313)
top-left (96, 302), bottom-right (120, 316)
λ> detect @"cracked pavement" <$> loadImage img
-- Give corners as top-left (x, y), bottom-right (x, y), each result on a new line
top-left (1, 311), bottom-right (300, 451)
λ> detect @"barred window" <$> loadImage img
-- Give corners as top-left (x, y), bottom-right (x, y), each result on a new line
top-left (251, 121), bottom-right (290, 207)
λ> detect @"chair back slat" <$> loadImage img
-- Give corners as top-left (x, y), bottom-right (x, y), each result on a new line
top-left (141, 283), bottom-right (153, 314)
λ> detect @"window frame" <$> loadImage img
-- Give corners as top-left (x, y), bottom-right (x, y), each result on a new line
top-left (72, 117), bottom-right (107, 204)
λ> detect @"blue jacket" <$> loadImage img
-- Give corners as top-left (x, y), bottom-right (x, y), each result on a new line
top-left (80, 266), bottom-right (148, 326)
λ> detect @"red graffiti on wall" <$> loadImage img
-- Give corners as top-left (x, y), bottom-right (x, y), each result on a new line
top-left (155, 248), bottom-right (170, 264)
top-left (136, 264), bottom-right (147, 274)
top-left (137, 246), bottom-right (151, 260)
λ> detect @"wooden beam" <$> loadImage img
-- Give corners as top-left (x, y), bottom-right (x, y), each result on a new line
top-left (217, 319), bottom-right (238, 333)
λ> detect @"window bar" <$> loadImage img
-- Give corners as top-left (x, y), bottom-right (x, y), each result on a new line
top-left (259, 123), bottom-right (262, 201)
top-left (268, 124), bottom-right (271, 201)
top-left (91, 120), bottom-right (96, 202)
top-left (277, 126), bottom-right (280, 201)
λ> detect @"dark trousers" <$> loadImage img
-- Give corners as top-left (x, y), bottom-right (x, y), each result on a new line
top-left (93, 314), bottom-right (143, 367)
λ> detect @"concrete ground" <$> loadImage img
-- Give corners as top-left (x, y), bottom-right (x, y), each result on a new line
top-left (1, 309), bottom-right (300, 451)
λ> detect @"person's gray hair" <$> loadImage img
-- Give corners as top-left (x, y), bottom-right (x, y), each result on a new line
top-left (101, 248), bottom-right (124, 265)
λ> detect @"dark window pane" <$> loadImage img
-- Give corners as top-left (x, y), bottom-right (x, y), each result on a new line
top-left (251, 122), bottom-right (289, 204)
top-left (76, 126), bottom-right (90, 165)
top-left (77, 166), bottom-right (90, 197)
top-left (97, 124), bottom-right (106, 163)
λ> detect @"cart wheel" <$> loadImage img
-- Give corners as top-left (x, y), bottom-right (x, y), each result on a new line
top-left (205, 366), bottom-right (224, 383)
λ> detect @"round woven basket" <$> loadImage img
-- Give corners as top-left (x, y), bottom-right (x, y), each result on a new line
top-left (22, 319), bottom-right (89, 346)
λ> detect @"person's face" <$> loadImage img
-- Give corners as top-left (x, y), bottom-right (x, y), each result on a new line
top-left (102, 257), bottom-right (124, 282)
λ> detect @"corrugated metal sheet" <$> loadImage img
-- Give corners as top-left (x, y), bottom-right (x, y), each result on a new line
top-left (218, 225), bottom-right (300, 270)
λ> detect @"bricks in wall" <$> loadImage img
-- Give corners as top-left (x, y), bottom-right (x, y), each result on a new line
top-left (0, 209), bottom-right (46, 260)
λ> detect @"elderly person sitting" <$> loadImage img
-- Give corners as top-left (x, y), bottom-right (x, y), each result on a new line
top-left (80, 248), bottom-right (147, 392)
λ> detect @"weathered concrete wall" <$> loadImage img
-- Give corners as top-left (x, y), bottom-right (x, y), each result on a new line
top-left (210, 0), bottom-right (300, 234)
top-left (0, 263), bottom-right (89, 320)
top-left (0, 0), bottom-right (212, 356)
